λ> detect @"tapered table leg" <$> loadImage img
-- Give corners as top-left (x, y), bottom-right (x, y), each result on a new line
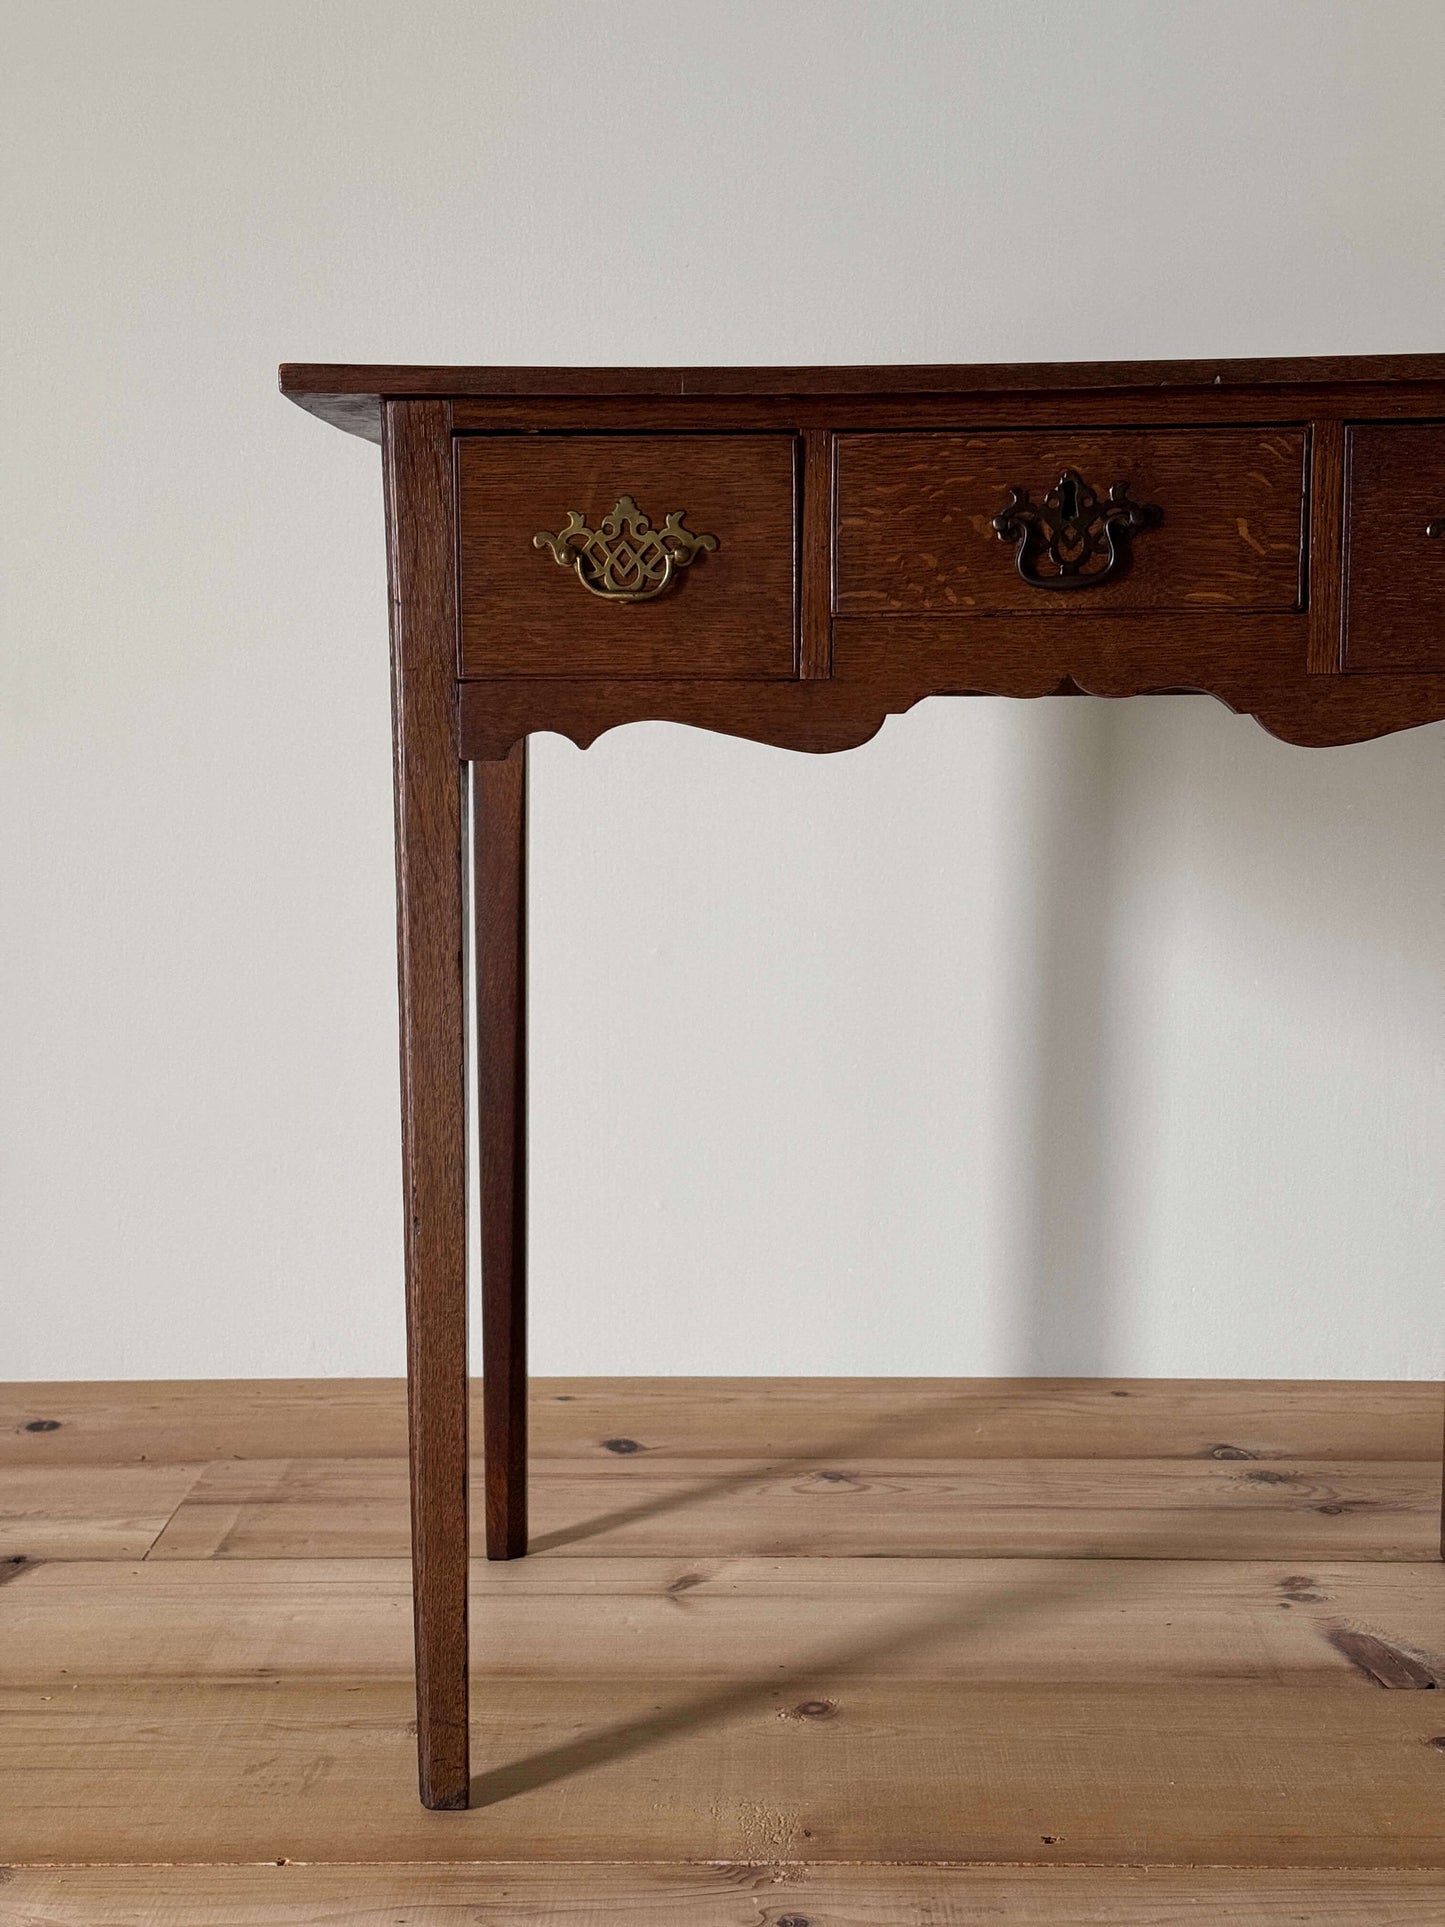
top-left (383, 398), bottom-right (470, 1810)
top-left (475, 741), bottom-right (528, 1559)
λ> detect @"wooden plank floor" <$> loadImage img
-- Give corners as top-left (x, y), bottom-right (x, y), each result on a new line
top-left (0, 1378), bottom-right (1441, 1923)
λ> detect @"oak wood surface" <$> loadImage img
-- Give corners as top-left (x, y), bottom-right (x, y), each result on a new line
top-left (278, 350), bottom-right (1445, 432)
top-left (800, 424), bottom-right (834, 677)
top-left (286, 355), bottom-right (1445, 749)
top-left (835, 427), bottom-right (1307, 614)
top-left (456, 435), bottom-right (798, 679)
top-left (1344, 421), bottom-right (1445, 671)
top-left (455, 652), bottom-right (1445, 758)
top-left (382, 397), bottom-right (470, 1808)
top-left (284, 352), bottom-right (1445, 394)
top-left (1308, 418), bottom-right (1348, 672)
top-left (475, 745), bottom-right (528, 1559)
top-left (442, 382), bottom-right (1445, 433)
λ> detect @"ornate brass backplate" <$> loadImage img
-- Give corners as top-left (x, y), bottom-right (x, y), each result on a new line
top-left (534, 495), bottom-right (719, 602)
top-left (992, 468), bottom-right (1162, 590)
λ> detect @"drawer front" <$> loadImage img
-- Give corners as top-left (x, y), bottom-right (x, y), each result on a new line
top-left (456, 435), bottom-right (798, 678)
top-left (835, 428), bottom-right (1307, 615)
top-left (1344, 423), bottom-right (1445, 672)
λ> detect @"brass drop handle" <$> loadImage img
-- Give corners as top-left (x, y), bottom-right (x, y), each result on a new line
top-left (534, 494), bottom-right (718, 602)
top-left (992, 468), bottom-right (1162, 590)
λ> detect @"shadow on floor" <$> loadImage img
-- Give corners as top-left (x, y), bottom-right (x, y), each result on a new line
top-left (477, 1377), bottom-right (1205, 1809)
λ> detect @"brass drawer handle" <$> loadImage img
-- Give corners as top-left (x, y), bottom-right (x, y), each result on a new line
top-left (992, 468), bottom-right (1161, 590)
top-left (1427, 519), bottom-right (1445, 538)
top-left (534, 495), bottom-right (718, 603)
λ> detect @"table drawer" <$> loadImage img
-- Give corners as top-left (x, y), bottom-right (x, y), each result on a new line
top-left (1344, 423), bottom-right (1445, 672)
top-left (456, 434), bottom-right (798, 678)
top-left (835, 428), bottom-right (1307, 615)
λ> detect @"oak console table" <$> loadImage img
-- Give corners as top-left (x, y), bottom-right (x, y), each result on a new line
top-left (280, 356), bottom-right (1445, 1809)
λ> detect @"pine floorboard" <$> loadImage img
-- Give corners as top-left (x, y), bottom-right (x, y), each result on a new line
top-left (0, 1378), bottom-right (1441, 1922)
top-left (7, 1865), bottom-right (1445, 1926)
top-left (2, 1376), bottom-right (1438, 1464)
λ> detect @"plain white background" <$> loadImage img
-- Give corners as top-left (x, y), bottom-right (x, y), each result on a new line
top-left (2, 1), bottom-right (1441, 1380)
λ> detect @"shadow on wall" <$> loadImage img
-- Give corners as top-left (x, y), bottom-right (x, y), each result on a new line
top-left (529, 692), bottom-right (1441, 1378)
top-left (990, 693), bottom-right (1116, 1376)
top-left (1000, 694), bottom-right (1445, 1379)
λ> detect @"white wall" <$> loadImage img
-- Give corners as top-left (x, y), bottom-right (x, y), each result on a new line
top-left (3, 0), bottom-right (1441, 1381)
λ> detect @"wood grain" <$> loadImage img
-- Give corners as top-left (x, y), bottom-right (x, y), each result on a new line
top-left (11, 1863), bottom-right (1445, 1926)
top-left (455, 654), bottom-right (1445, 759)
top-left (835, 428), bottom-right (1307, 614)
top-left (0, 1464), bottom-right (200, 1560)
top-left (456, 435), bottom-right (798, 679)
top-left (279, 349), bottom-right (1445, 408)
top-left (382, 397), bottom-right (470, 1809)
top-left (1344, 421), bottom-right (1445, 671)
top-left (2, 1378), bottom-right (1442, 1903)
top-left (800, 425), bottom-right (834, 676)
top-left (475, 744), bottom-right (528, 1560)
top-left (1308, 417), bottom-right (1347, 671)
top-left (512, 1375), bottom-right (1443, 1462)
top-left (441, 382), bottom-right (1445, 434)
top-left (4, 1376), bottom-right (1436, 1464)
top-left (7, 1557), bottom-right (1443, 1687)
top-left (139, 1455), bottom-right (1437, 1562)
top-left (288, 354), bottom-right (1445, 748)
top-left (0, 1378), bottom-right (416, 1465)
top-left (3, 1674), bottom-right (1444, 1867)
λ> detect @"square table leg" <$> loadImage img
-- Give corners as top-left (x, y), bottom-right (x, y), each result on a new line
top-left (384, 398), bottom-right (471, 1810)
top-left (475, 741), bottom-right (529, 1560)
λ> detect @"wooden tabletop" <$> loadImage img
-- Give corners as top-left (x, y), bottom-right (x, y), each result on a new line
top-left (280, 352), bottom-right (1445, 438)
